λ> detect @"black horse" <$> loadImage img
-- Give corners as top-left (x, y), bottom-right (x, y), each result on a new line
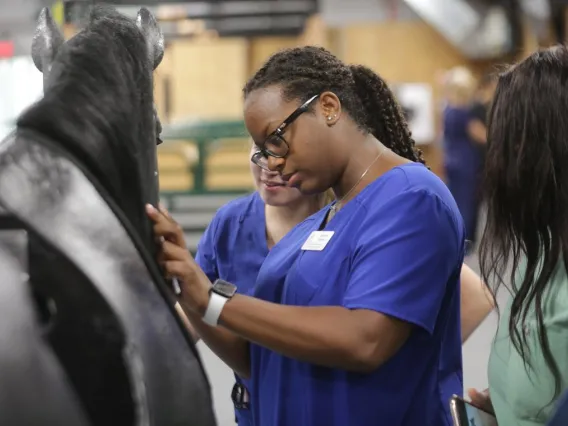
top-left (0, 6), bottom-right (216, 426)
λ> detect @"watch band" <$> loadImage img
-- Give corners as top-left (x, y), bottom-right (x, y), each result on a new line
top-left (203, 292), bottom-right (229, 326)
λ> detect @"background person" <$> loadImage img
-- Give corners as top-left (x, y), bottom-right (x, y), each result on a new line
top-left (442, 67), bottom-right (482, 252)
top-left (479, 45), bottom-right (568, 426)
top-left (193, 144), bottom-right (327, 426)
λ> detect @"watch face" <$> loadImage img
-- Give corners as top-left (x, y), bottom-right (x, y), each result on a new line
top-left (213, 279), bottom-right (237, 298)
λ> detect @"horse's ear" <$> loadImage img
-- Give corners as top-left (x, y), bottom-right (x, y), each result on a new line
top-left (31, 8), bottom-right (64, 74)
top-left (136, 8), bottom-right (164, 70)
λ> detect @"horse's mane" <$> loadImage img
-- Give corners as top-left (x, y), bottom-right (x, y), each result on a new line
top-left (17, 5), bottom-right (155, 246)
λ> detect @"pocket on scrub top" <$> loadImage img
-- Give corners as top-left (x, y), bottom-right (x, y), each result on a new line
top-left (285, 251), bottom-right (350, 306)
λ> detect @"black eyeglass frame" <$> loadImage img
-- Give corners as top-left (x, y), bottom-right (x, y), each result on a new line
top-left (251, 93), bottom-right (320, 169)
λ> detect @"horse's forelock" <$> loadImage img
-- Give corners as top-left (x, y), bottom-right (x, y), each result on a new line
top-left (18, 6), bottom-right (159, 252)
top-left (88, 4), bottom-right (128, 24)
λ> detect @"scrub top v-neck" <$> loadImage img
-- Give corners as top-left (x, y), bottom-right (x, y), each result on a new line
top-left (249, 163), bottom-right (466, 426)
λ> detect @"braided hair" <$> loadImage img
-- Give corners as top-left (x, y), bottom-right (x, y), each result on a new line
top-left (243, 46), bottom-right (425, 164)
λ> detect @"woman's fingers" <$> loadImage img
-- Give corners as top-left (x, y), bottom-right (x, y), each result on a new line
top-left (163, 260), bottom-right (194, 281)
top-left (158, 202), bottom-right (173, 219)
top-left (467, 387), bottom-right (487, 401)
top-left (466, 388), bottom-right (494, 414)
top-left (146, 203), bottom-right (162, 221)
top-left (146, 204), bottom-right (186, 246)
top-left (147, 205), bottom-right (202, 293)
top-left (159, 241), bottom-right (198, 282)
top-left (161, 240), bottom-right (190, 261)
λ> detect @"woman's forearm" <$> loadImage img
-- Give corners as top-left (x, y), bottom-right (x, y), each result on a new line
top-left (460, 264), bottom-right (494, 342)
top-left (217, 294), bottom-right (411, 373)
top-left (467, 119), bottom-right (487, 145)
top-left (182, 306), bottom-right (251, 378)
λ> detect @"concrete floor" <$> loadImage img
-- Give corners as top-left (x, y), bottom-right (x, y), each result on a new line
top-left (196, 214), bottom-right (507, 425)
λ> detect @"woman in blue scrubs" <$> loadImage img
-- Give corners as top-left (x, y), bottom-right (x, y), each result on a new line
top-left (152, 47), bottom-right (472, 425)
top-left (442, 67), bottom-right (483, 252)
top-left (193, 144), bottom-right (327, 426)
top-left (184, 147), bottom-right (490, 426)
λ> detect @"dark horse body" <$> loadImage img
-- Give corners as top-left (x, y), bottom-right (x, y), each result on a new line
top-left (0, 6), bottom-right (216, 426)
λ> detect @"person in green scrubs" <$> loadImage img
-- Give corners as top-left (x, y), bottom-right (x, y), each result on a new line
top-left (473, 45), bottom-right (568, 425)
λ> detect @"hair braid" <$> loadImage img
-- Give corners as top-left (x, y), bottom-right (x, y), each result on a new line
top-left (349, 65), bottom-right (425, 164)
top-left (244, 46), bottom-right (426, 164)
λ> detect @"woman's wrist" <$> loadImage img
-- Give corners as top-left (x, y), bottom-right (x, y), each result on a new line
top-left (180, 278), bottom-right (211, 318)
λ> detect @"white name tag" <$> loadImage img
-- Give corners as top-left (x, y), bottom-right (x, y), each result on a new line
top-left (301, 231), bottom-right (335, 251)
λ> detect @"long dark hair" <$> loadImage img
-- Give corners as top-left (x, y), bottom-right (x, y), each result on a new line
top-left (243, 46), bottom-right (425, 164)
top-left (479, 45), bottom-right (568, 402)
top-left (17, 5), bottom-right (158, 251)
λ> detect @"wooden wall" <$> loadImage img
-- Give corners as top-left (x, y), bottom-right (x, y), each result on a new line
top-left (335, 21), bottom-right (496, 175)
top-left (58, 11), bottom-right (545, 189)
top-left (168, 38), bottom-right (249, 121)
top-left (155, 15), bottom-right (330, 122)
top-left (153, 14), bottom-right (542, 179)
top-left (156, 17), bottom-right (491, 176)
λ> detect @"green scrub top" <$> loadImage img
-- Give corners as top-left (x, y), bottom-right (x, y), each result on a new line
top-left (488, 259), bottom-right (568, 425)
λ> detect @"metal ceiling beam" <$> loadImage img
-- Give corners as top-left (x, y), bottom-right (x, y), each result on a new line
top-left (113, 0), bottom-right (316, 17)
top-left (106, 0), bottom-right (314, 4)
top-left (112, 0), bottom-right (316, 37)
top-left (167, 26), bottom-right (305, 37)
top-left (157, 10), bottom-right (312, 21)
top-left (402, 0), bottom-right (521, 59)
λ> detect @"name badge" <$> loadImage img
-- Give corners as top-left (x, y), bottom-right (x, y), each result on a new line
top-left (301, 231), bottom-right (335, 251)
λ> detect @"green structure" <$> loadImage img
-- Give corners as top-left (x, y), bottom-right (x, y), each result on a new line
top-left (159, 118), bottom-right (252, 202)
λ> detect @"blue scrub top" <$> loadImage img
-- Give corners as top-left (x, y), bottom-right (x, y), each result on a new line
top-left (195, 191), bottom-right (268, 426)
top-left (443, 105), bottom-right (481, 177)
top-left (250, 163), bottom-right (465, 426)
top-left (548, 390), bottom-right (568, 426)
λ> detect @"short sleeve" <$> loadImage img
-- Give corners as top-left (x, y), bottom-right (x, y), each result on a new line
top-left (469, 102), bottom-right (487, 124)
top-left (194, 213), bottom-right (220, 283)
top-left (342, 189), bottom-right (462, 335)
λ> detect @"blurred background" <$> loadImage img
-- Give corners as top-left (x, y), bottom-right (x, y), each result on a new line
top-left (0, 0), bottom-right (566, 423)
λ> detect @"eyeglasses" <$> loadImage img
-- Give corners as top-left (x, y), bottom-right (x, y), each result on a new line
top-left (251, 94), bottom-right (320, 171)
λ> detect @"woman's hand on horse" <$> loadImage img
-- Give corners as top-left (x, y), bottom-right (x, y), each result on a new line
top-left (146, 203), bottom-right (211, 315)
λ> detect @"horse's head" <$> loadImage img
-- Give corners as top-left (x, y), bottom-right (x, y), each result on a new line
top-left (28, 6), bottom-right (164, 243)
top-left (32, 6), bottom-right (165, 146)
top-left (0, 8), bottom-right (217, 426)
top-left (32, 6), bottom-right (164, 97)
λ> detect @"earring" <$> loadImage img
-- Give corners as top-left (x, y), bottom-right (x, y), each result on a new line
top-left (327, 116), bottom-right (332, 121)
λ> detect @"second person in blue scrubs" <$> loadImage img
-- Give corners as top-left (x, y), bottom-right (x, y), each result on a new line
top-left (194, 144), bottom-right (326, 425)
top-left (153, 46), bottom-right (468, 425)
